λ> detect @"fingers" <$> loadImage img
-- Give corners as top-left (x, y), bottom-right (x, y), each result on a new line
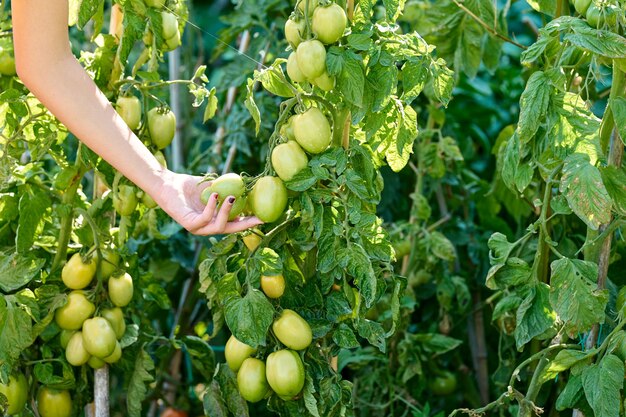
top-left (212, 196), bottom-right (236, 231)
top-left (187, 192), bottom-right (219, 232)
top-left (223, 216), bottom-right (264, 233)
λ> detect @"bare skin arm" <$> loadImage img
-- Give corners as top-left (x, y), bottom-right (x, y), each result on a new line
top-left (11, 0), bottom-right (262, 235)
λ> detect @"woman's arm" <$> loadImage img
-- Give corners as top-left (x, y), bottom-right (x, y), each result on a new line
top-left (11, 0), bottom-right (261, 235)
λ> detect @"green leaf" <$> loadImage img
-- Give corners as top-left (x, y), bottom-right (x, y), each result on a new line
top-left (182, 336), bottom-right (215, 381)
top-left (453, 17), bottom-right (483, 79)
top-left (382, 0), bottom-right (406, 21)
top-left (429, 231), bottom-right (455, 261)
top-left (356, 319), bottom-right (386, 352)
top-left (215, 365), bottom-right (249, 417)
top-left (401, 59), bottom-right (428, 104)
top-left (253, 248), bottom-right (283, 276)
top-left (517, 71), bottom-right (551, 143)
top-left (127, 347), bottom-right (155, 417)
top-left (429, 59), bottom-right (454, 106)
top-left (565, 26), bottom-right (626, 59)
top-left (492, 294), bottom-right (523, 321)
top-left (485, 258), bottom-right (532, 290)
top-left (0, 251), bottom-right (45, 292)
top-left (550, 258), bottom-right (607, 336)
top-left (337, 52), bottom-right (365, 107)
top-left (340, 244), bottom-right (377, 308)
top-left (77, 0), bottom-right (105, 28)
top-left (556, 373), bottom-right (584, 411)
top-left (203, 380), bottom-right (229, 417)
top-left (33, 361), bottom-right (76, 390)
top-left (203, 88), bottom-right (218, 122)
top-left (560, 153), bottom-right (611, 230)
top-left (332, 323), bottom-right (360, 349)
top-left (514, 283), bottom-right (556, 350)
top-left (16, 185), bottom-right (51, 253)
top-left (526, 0), bottom-right (557, 15)
top-left (582, 354), bottom-right (624, 417)
top-left (386, 104), bottom-right (417, 172)
top-left (285, 167), bottom-right (318, 192)
top-left (303, 374), bottom-right (321, 417)
top-left (244, 79), bottom-right (261, 135)
top-left (412, 333), bottom-right (462, 356)
top-left (0, 296), bottom-right (33, 376)
top-left (255, 62), bottom-right (295, 98)
top-left (541, 349), bottom-right (595, 384)
top-left (225, 289), bottom-right (274, 348)
top-left (611, 97), bottom-right (626, 144)
top-left (599, 166), bottom-right (626, 216)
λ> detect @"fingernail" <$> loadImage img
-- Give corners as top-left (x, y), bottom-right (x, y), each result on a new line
top-left (212, 193), bottom-right (219, 200)
top-left (228, 197), bottom-right (235, 204)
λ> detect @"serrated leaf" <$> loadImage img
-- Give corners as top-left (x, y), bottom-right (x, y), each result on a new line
top-left (224, 290), bottom-right (274, 348)
top-left (340, 244), bottom-right (377, 308)
top-left (517, 71), bottom-right (551, 143)
top-left (16, 185), bottom-right (51, 253)
top-left (203, 88), bottom-right (218, 123)
top-left (526, 0), bottom-right (557, 15)
top-left (565, 27), bottom-right (626, 59)
top-left (0, 251), bottom-right (45, 292)
top-left (244, 79), bottom-right (261, 135)
top-left (0, 296), bottom-right (33, 377)
top-left (582, 354), bottom-right (623, 417)
top-left (599, 166), bottom-right (626, 216)
top-left (256, 62), bottom-right (295, 98)
top-left (541, 349), bottom-right (595, 384)
top-left (401, 59), bottom-right (428, 104)
top-left (77, 0), bottom-right (104, 28)
top-left (560, 153), bottom-right (611, 230)
top-left (386, 104), bottom-right (417, 172)
top-left (612, 97), bottom-right (626, 144)
top-left (514, 283), bottom-right (555, 350)
top-left (127, 348), bottom-right (155, 417)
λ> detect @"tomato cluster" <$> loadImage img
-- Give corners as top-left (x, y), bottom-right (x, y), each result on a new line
top-left (226, 309), bottom-right (312, 402)
top-left (571, 0), bottom-right (620, 29)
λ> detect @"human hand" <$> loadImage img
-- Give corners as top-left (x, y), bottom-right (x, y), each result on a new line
top-left (153, 169), bottom-right (263, 235)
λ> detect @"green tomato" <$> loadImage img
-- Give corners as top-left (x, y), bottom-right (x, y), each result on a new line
top-left (161, 12), bottom-right (178, 39)
top-left (313, 71), bottom-right (335, 91)
top-left (163, 28), bottom-right (182, 52)
top-left (237, 358), bottom-right (269, 403)
top-left (243, 230), bottom-right (263, 251)
top-left (285, 19), bottom-right (305, 48)
top-left (265, 350), bottom-right (305, 399)
top-left (55, 291), bottom-right (95, 330)
top-left (292, 107), bottom-right (331, 154)
top-left (0, 48), bottom-right (16, 76)
top-left (116, 96), bottom-right (141, 131)
top-left (66, 331), bottom-right (91, 366)
top-left (145, 0), bottom-right (166, 8)
top-left (101, 307), bottom-right (126, 339)
top-left (279, 116), bottom-right (296, 141)
top-left (574, 0), bottom-right (591, 14)
top-left (108, 272), bottom-right (134, 307)
top-left (297, 0), bottom-right (317, 16)
top-left (272, 309), bottom-right (312, 350)
top-left (251, 176), bottom-right (288, 223)
top-left (199, 173), bottom-right (247, 220)
top-left (225, 335), bottom-right (257, 372)
top-left (62, 253), bottom-right (96, 290)
top-left (429, 372), bottom-right (458, 396)
top-left (271, 141), bottom-right (309, 182)
top-left (59, 330), bottom-right (76, 349)
top-left (286, 52), bottom-right (307, 83)
top-left (585, 4), bottom-right (602, 28)
top-left (82, 317), bottom-right (117, 359)
top-left (312, 4), bottom-right (347, 44)
top-left (261, 275), bottom-right (285, 299)
top-left (295, 40), bottom-right (327, 79)
top-left (37, 388), bottom-right (72, 417)
top-left (141, 192), bottom-right (158, 209)
top-left (98, 248), bottom-right (120, 280)
top-left (113, 184), bottom-right (138, 217)
top-left (88, 356), bottom-right (106, 369)
top-left (0, 373), bottom-right (28, 415)
top-left (103, 341), bottom-right (122, 364)
top-left (147, 107), bottom-right (176, 149)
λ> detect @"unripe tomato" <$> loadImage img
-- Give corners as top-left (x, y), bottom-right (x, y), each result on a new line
top-left (261, 275), bottom-right (285, 298)
top-left (154, 150), bottom-right (168, 168)
top-left (103, 341), bottom-right (122, 364)
top-left (161, 12), bottom-right (178, 39)
top-left (265, 350), bottom-right (305, 398)
top-left (66, 331), bottom-right (91, 366)
top-left (199, 173), bottom-right (247, 221)
top-left (0, 373), bottom-right (28, 415)
top-left (585, 4), bottom-right (602, 28)
top-left (285, 19), bottom-right (305, 47)
top-left (271, 141), bottom-right (308, 181)
top-left (225, 335), bottom-right (257, 372)
top-left (296, 40), bottom-right (327, 79)
top-left (251, 176), bottom-right (288, 223)
top-left (574, 0), bottom-right (591, 14)
top-left (429, 372), bottom-right (457, 396)
top-left (243, 231), bottom-right (263, 251)
top-left (101, 307), bottom-right (126, 339)
top-left (116, 96), bottom-right (141, 130)
top-left (297, 0), bottom-right (317, 16)
top-left (237, 358), bottom-right (270, 403)
top-left (98, 248), bottom-right (120, 280)
top-left (286, 52), bottom-right (307, 83)
top-left (55, 291), bottom-right (95, 330)
top-left (0, 48), bottom-right (16, 76)
top-left (108, 272), bottom-right (134, 307)
top-left (292, 107), bottom-right (331, 154)
top-left (88, 356), bottom-right (106, 369)
top-left (279, 116), bottom-right (296, 141)
top-left (164, 29), bottom-right (182, 52)
top-left (272, 309), bottom-right (312, 350)
top-left (147, 107), bottom-right (176, 149)
top-left (59, 330), bottom-right (76, 349)
top-left (145, 0), bottom-right (165, 8)
top-left (312, 4), bottom-right (347, 44)
top-left (62, 253), bottom-right (96, 290)
top-left (82, 317), bottom-right (117, 358)
top-left (113, 184), bottom-right (138, 216)
top-left (313, 71), bottom-right (335, 91)
top-left (37, 388), bottom-right (72, 417)
top-left (142, 192), bottom-right (158, 209)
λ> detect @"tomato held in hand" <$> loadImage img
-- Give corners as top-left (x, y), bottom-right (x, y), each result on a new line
top-left (312, 4), bottom-right (347, 44)
top-left (286, 52), bottom-right (307, 83)
top-left (66, 331), bottom-right (91, 366)
top-left (271, 141), bottom-right (308, 181)
top-left (272, 309), bottom-right (312, 350)
top-left (147, 107), bottom-right (176, 149)
top-left (200, 173), bottom-right (247, 220)
top-left (55, 291), bottom-right (95, 330)
top-left (429, 372), bottom-right (458, 396)
top-left (62, 253), bottom-right (96, 290)
top-left (113, 184), bottom-right (138, 216)
top-left (108, 272), bottom-right (134, 307)
top-left (37, 387), bottom-right (72, 417)
top-left (225, 335), bottom-right (257, 372)
top-left (251, 176), bottom-right (288, 223)
top-left (285, 19), bottom-right (305, 48)
top-left (101, 307), bottom-right (126, 339)
top-left (292, 107), bottom-right (332, 154)
top-left (82, 317), bottom-right (117, 359)
top-left (237, 358), bottom-right (270, 403)
top-left (296, 40), bottom-right (327, 79)
top-left (116, 96), bottom-right (141, 131)
top-left (0, 372), bottom-right (28, 415)
top-left (265, 350), bottom-right (305, 399)
top-left (261, 275), bottom-right (285, 298)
